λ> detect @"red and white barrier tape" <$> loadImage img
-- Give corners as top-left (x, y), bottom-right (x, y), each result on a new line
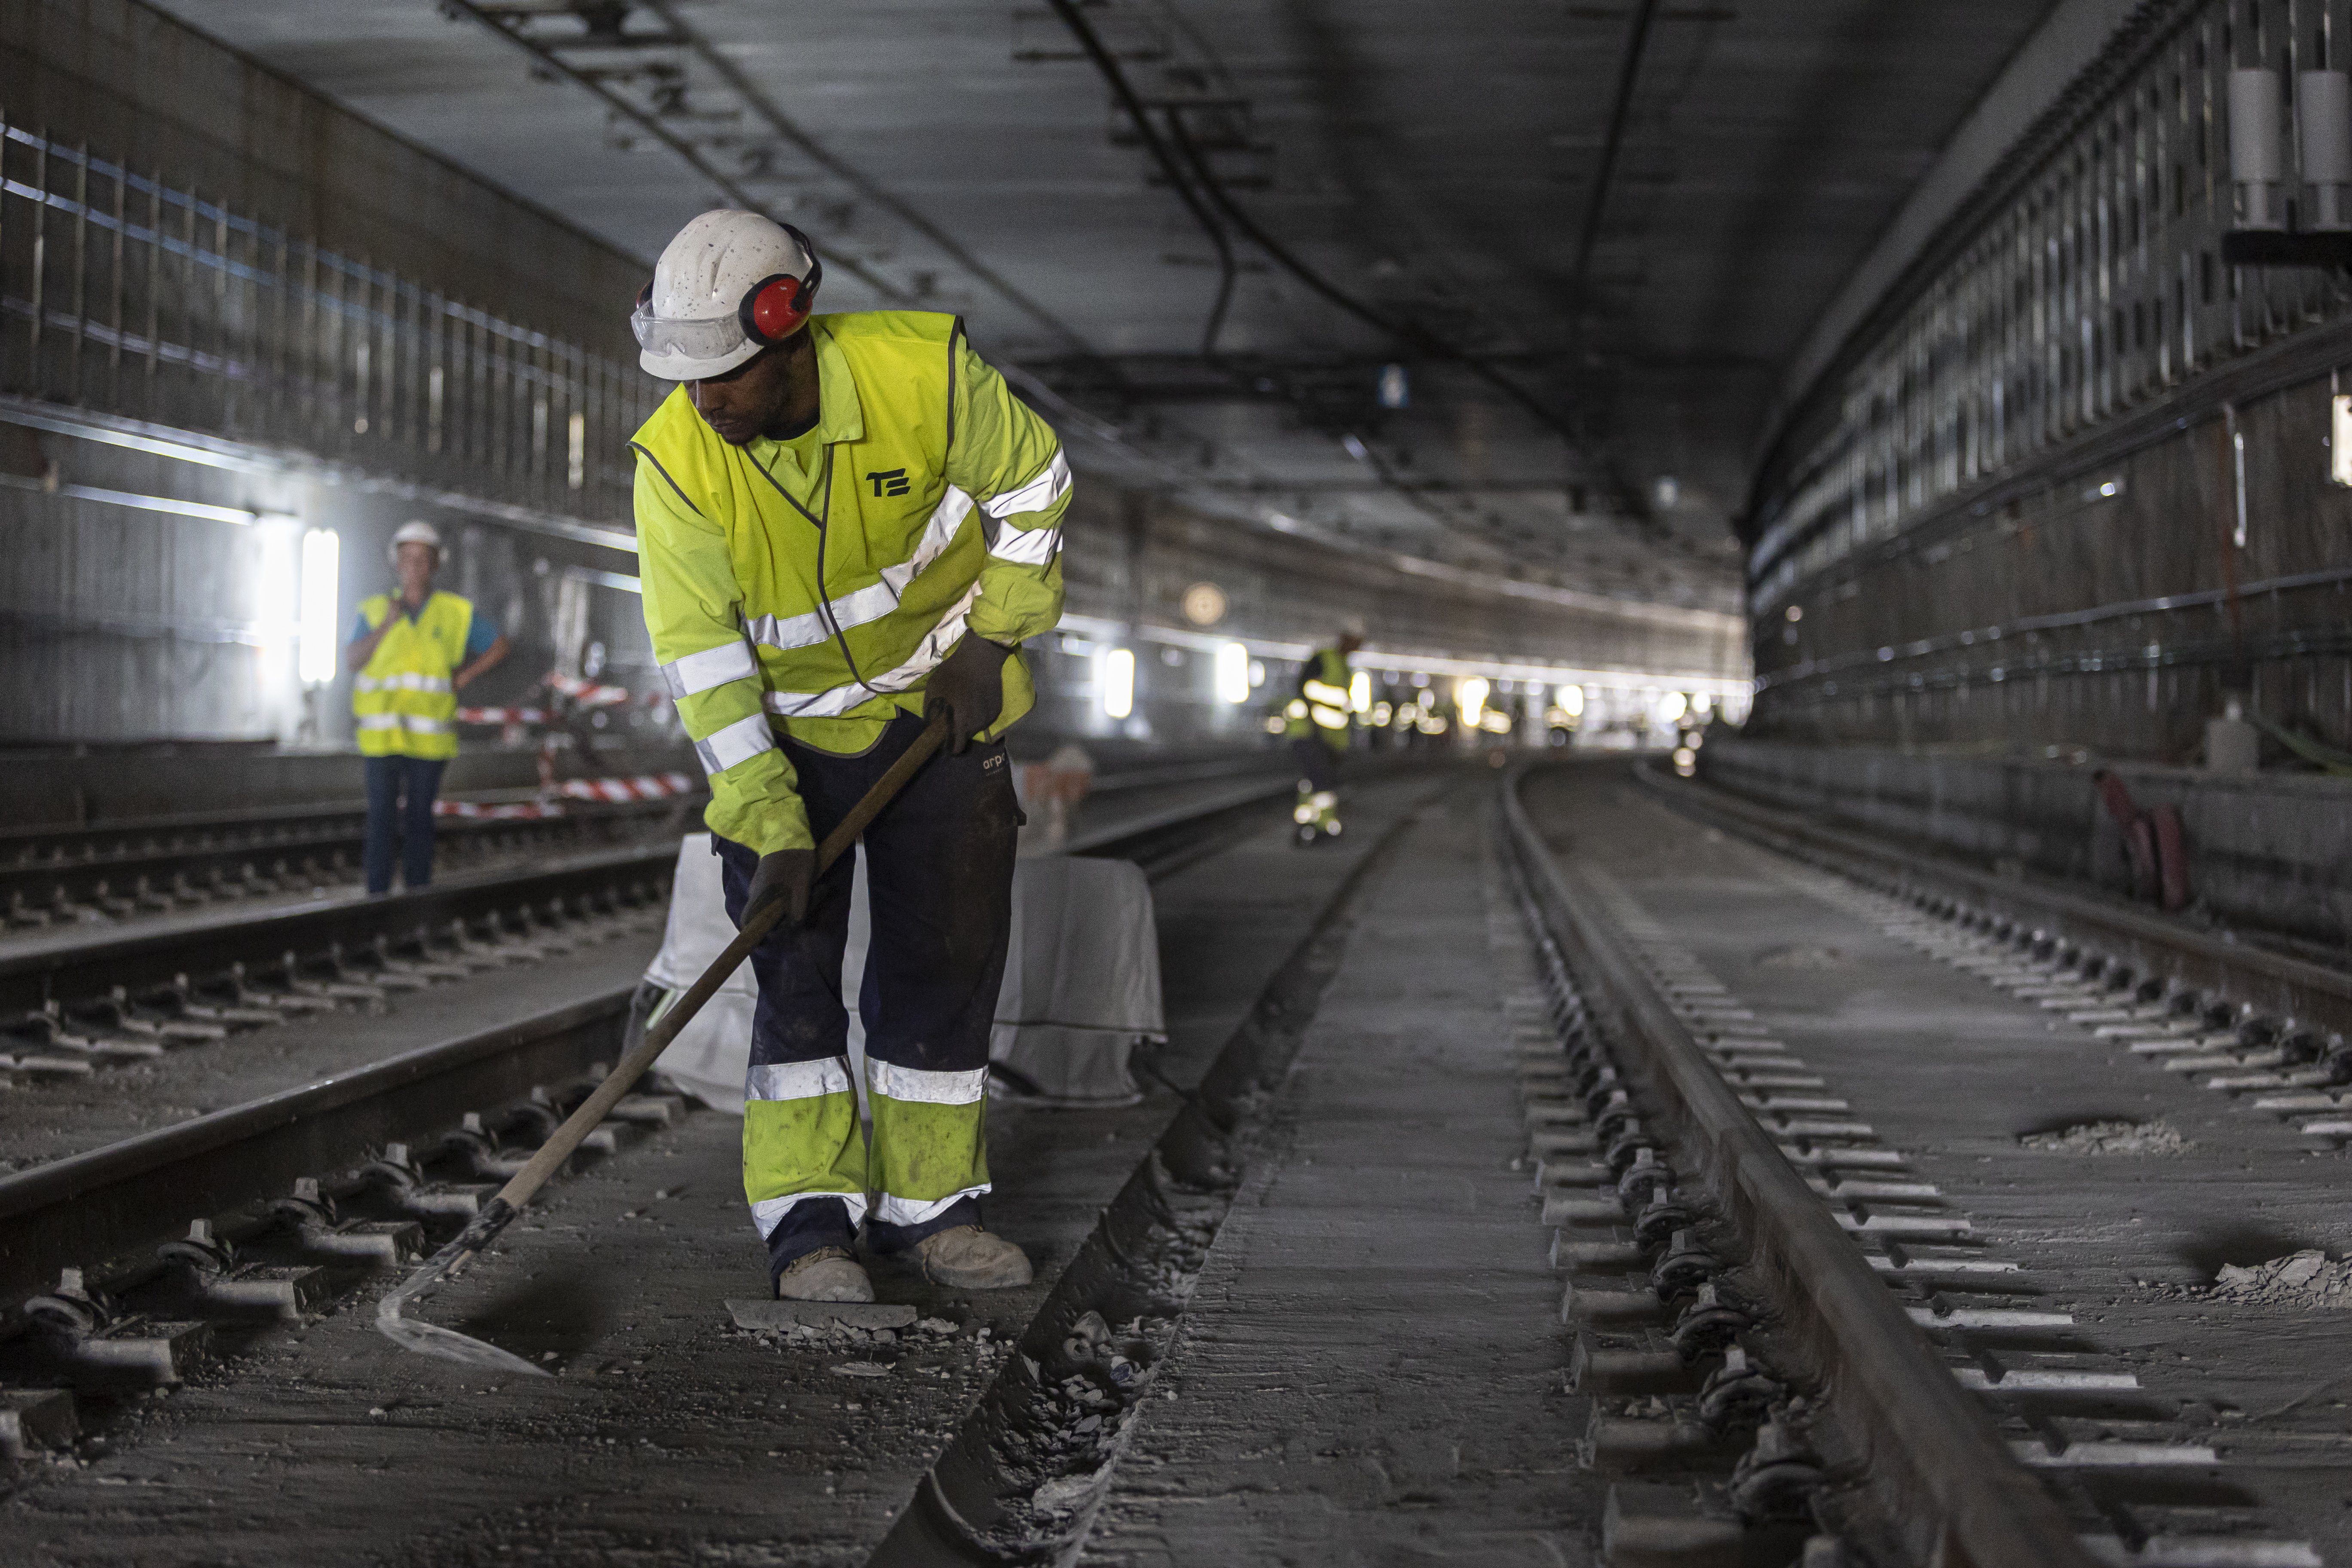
top-left (433, 770), bottom-right (698, 819)
top-left (554, 772), bottom-right (697, 804)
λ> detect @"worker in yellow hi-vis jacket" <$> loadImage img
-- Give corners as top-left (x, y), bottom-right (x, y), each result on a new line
top-left (629, 211), bottom-right (1068, 1304)
top-left (1284, 631), bottom-right (1361, 844)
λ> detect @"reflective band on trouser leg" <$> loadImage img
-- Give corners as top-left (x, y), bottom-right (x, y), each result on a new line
top-left (742, 1056), bottom-right (868, 1240)
top-left (866, 1060), bottom-right (991, 1229)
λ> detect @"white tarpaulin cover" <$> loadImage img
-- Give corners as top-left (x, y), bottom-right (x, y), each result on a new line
top-left (644, 836), bottom-right (1162, 1112)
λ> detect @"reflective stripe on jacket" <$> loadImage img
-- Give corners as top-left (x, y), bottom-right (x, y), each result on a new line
top-left (352, 591), bottom-right (472, 760)
top-left (1285, 646), bottom-right (1354, 748)
top-left (632, 310), bottom-right (1070, 855)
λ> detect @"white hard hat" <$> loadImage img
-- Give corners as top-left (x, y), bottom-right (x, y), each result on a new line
top-left (632, 210), bottom-right (822, 381)
top-left (388, 520), bottom-right (444, 565)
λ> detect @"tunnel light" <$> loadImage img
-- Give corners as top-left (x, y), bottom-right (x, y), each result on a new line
top-left (297, 528), bottom-right (340, 686)
top-left (2334, 396), bottom-right (2352, 487)
top-left (1377, 364), bottom-right (1409, 410)
top-left (1349, 669), bottom-right (1371, 713)
top-left (254, 519), bottom-right (300, 668)
top-left (1457, 676), bottom-right (1489, 726)
top-left (1370, 701), bottom-right (1392, 726)
top-left (1556, 684), bottom-right (1584, 717)
top-left (1262, 714), bottom-right (1287, 735)
top-left (1657, 691), bottom-right (1688, 724)
top-left (1674, 747), bottom-right (1697, 777)
top-left (1102, 647), bottom-right (1135, 720)
top-left (1215, 642), bottom-right (1251, 704)
top-left (1248, 659), bottom-right (1265, 690)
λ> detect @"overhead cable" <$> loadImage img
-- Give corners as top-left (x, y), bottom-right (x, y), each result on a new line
top-left (1569, 0), bottom-right (1662, 315)
top-left (639, 0), bottom-right (1096, 356)
top-left (1040, 0), bottom-right (1237, 360)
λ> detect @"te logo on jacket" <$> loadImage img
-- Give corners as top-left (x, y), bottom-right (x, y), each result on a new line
top-left (866, 467), bottom-right (912, 498)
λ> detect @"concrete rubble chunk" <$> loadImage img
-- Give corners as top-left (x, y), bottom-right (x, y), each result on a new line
top-left (724, 1299), bottom-right (916, 1330)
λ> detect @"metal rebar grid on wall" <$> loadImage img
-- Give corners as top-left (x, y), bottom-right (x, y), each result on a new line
top-left (0, 119), bottom-right (658, 525)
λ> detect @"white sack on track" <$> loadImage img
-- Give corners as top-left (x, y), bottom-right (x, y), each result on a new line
top-left (643, 836), bottom-right (1163, 1112)
top-left (989, 856), bottom-right (1161, 1106)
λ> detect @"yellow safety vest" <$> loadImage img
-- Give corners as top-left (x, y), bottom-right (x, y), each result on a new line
top-left (631, 310), bottom-right (1070, 855)
top-left (352, 591), bottom-right (473, 761)
top-left (1285, 647), bottom-right (1354, 750)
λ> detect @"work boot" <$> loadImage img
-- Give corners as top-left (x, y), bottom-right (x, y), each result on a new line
top-left (775, 1246), bottom-right (875, 1303)
top-left (913, 1225), bottom-right (1034, 1289)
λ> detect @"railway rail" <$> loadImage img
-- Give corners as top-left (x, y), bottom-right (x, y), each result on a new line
top-left (0, 845), bottom-right (679, 1081)
top-left (0, 792), bottom-right (696, 929)
top-left (1640, 762), bottom-right (2352, 1094)
top-left (1501, 758), bottom-right (2343, 1566)
top-left (0, 765), bottom-right (1335, 1466)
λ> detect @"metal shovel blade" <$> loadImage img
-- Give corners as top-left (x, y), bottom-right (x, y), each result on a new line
top-left (374, 1198), bottom-right (551, 1378)
top-left (375, 1294), bottom-right (549, 1378)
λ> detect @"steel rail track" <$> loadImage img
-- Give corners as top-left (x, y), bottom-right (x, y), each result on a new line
top-left (0, 794), bottom-right (694, 924)
top-left (1638, 762), bottom-right (2352, 1048)
top-left (0, 990), bottom-right (634, 1306)
top-left (0, 768), bottom-right (1333, 1331)
top-left (1501, 761), bottom-right (2098, 1568)
top-left (0, 844), bottom-right (678, 1035)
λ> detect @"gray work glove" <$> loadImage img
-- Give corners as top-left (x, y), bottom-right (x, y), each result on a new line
top-left (744, 847), bottom-right (815, 931)
top-left (925, 634), bottom-right (1013, 754)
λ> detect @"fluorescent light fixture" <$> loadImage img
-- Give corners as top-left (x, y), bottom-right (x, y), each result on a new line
top-left (1349, 669), bottom-right (1371, 713)
top-left (298, 528), bottom-right (340, 686)
top-left (1102, 647), bottom-right (1135, 720)
top-left (256, 519), bottom-right (300, 667)
top-left (1215, 642), bottom-right (1251, 704)
top-left (1557, 684), bottom-right (1584, 717)
top-left (1458, 676), bottom-right (1489, 725)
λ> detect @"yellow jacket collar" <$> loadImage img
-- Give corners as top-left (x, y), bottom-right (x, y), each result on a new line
top-left (806, 318), bottom-right (864, 446)
top-left (736, 320), bottom-right (862, 462)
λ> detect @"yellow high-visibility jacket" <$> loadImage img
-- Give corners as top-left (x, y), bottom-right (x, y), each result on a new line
top-left (1284, 646), bottom-right (1354, 751)
top-left (632, 311), bottom-right (1070, 855)
top-left (352, 591), bottom-right (474, 760)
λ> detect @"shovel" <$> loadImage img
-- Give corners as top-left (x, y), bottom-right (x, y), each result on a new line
top-left (376, 713), bottom-right (950, 1376)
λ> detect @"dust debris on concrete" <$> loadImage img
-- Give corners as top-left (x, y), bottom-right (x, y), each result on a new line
top-left (2018, 1118), bottom-right (2191, 1155)
top-left (2201, 1251), bottom-right (2352, 1308)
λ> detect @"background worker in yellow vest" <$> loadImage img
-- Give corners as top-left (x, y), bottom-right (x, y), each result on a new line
top-left (346, 520), bottom-right (510, 894)
top-left (630, 210), bottom-right (1069, 1304)
top-left (1284, 631), bottom-right (1361, 844)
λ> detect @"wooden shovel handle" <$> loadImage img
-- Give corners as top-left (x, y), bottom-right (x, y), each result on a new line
top-left (487, 712), bottom-right (950, 1215)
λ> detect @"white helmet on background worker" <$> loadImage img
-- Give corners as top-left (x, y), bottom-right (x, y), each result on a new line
top-left (631, 210), bottom-right (823, 382)
top-left (387, 519), bottom-right (444, 566)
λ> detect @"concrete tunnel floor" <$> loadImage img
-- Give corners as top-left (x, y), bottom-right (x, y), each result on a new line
top-left (2, 769), bottom-right (1605, 1565)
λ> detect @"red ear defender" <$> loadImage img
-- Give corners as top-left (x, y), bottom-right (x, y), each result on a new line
top-left (740, 274), bottom-right (811, 346)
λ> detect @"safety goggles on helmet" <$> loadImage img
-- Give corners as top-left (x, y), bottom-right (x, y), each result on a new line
top-left (630, 306), bottom-right (756, 367)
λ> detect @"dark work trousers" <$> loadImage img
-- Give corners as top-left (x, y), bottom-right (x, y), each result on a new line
top-left (1289, 734), bottom-right (1341, 793)
top-left (715, 711), bottom-right (1020, 1279)
top-left (362, 756), bottom-right (447, 894)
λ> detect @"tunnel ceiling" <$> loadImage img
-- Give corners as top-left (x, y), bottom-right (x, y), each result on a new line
top-left (139, 0), bottom-right (2059, 622)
